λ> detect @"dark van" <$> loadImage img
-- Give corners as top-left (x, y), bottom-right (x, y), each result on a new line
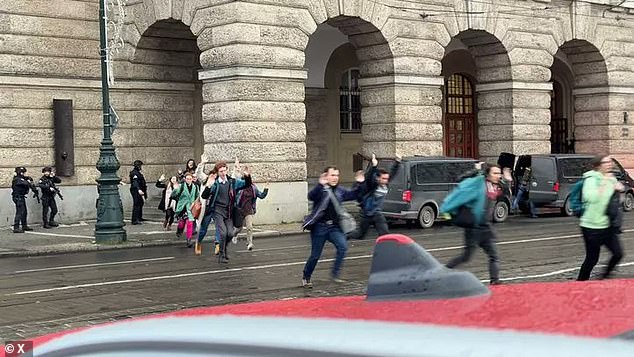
top-left (378, 156), bottom-right (511, 228)
top-left (503, 154), bottom-right (634, 215)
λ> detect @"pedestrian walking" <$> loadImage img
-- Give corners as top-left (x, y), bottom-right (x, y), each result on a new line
top-left (301, 167), bottom-right (364, 288)
top-left (38, 166), bottom-right (62, 229)
top-left (232, 167), bottom-right (269, 250)
top-left (348, 153), bottom-right (400, 240)
top-left (440, 164), bottom-right (503, 285)
top-left (199, 159), bottom-right (247, 262)
top-left (156, 174), bottom-right (178, 230)
top-left (11, 167), bottom-right (36, 233)
top-left (577, 155), bottom-right (625, 281)
top-left (129, 160), bottom-right (147, 225)
top-left (170, 173), bottom-right (199, 247)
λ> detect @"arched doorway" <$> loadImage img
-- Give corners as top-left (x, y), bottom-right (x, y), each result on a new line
top-left (550, 51), bottom-right (575, 154)
top-left (441, 30), bottom-right (511, 162)
top-left (444, 73), bottom-right (477, 158)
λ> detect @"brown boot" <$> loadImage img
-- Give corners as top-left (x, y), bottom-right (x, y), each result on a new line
top-left (195, 241), bottom-right (202, 256)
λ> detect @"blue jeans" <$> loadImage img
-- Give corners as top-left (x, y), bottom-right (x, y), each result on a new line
top-left (512, 185), bottom-right (537, 216)
top-left (197, 212), bottom-right (213, 243)
top-left (303, 223), bottom-right (348, 280)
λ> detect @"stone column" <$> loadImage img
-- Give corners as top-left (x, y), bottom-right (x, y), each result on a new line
top-left (477, 82), bottom-right (552, 163)
top-left (359, 76), bottom-right (444, 158)
top-left (199, 68), bottom-right (308, 224)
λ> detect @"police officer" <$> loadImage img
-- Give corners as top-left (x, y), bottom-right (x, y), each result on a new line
top-left (130, 160), bottom-right (147, 225)
top-left (38, 166), bottom-right (62, 229)
top-left (11, 167), bottom-right (35, 233)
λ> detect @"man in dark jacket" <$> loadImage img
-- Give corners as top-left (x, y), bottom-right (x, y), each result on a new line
top-left (38, 166), bottom-right (62, 229)
top-left (302, 167), bottom-right (363, 288)
top-left (348, 153), bottom-right (400, 240)
top-left (129, 160), bottom-right (147, 225)
top-left (199, 159), bottom-right (247, 263)
top-left (12, 167), bottom-right (35, 233)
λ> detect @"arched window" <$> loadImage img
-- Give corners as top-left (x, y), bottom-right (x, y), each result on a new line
top-left (340, 69), bottom-right (361, 133)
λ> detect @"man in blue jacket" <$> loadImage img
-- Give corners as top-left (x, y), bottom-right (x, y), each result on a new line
top-left (302, 167), bottom-right (363, 288)
top-left (440, 164), bottom-right (503, 285)
top-left (348, 154), bottom-right (401, 240)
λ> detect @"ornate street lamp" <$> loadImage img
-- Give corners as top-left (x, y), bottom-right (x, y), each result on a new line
top-left (95, 0), bottom-right (126, 243)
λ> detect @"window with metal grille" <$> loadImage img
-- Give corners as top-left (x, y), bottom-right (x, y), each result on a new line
top-left (340, 69), bottom-right (361, 133)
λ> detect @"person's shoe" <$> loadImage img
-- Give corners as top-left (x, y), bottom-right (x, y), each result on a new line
top-left (247, 243), bottom-right (254, 251)
top-left (176, 229), bottom-right (183, 238)
top-left (490, 279), bottom-right (502, 285)
top-left (13, 228), bottom-right (24, 233)
top-left (49, 221), bottom-right (59, 227)
top-left (232, 236), bottom-right (238, 245)
top-left (186, 238), bottom-right (193, 248)
top-left (195, 241), bottom-right (202, 256)
top-left (220, 255), bottom-right (229, 264)
top-left (529, 215), bottom-right (538, 219)
top-left (132, 221), bottom-right (142, 225)
top-left (214, 243), bottom-right (220, 255)
top-left (23, 226), bottom-right (33, 231)
top-left (302, 278), bottom-right (313, 288)
top-left (43, 224), bottom-right (52, 229)
top-left (331, 277), bottom-right (346, 284)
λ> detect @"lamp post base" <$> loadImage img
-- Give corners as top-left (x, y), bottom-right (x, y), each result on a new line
top-left (95, 140), bottom-right (126, 244)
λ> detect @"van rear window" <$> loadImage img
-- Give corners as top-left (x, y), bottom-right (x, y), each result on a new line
top-left (414, 161), bottom-right (475, 184)
top-left (559, 158), bottom-right (592, 177)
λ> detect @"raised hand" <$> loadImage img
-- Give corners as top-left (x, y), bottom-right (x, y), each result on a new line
top-left (159, 174), bottom-right (166, 182)
top-left (207, 173), bottom-right (217, 186)
top-left (319, 173), bottom-right (328, 186)
top-left (355, 170), bottom-right (365, 183)
top-left (395, 154), bottom-right (402, 162)
top-left (372, 153), bottom-right (378, 167)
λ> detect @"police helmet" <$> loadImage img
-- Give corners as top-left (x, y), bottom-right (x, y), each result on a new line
top-left (15, 167), bottom-right (26, 174)
top-left (42, 166), bottom-right (52, 173)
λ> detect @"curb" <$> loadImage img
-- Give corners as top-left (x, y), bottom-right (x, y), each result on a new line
top-left (0, 230), bottom-right (307, 259)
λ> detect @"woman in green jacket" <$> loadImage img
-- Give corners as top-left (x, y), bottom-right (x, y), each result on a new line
top-left (577, 155), bottom-right (625, 281)
top-left (170, 173), bottom-right (199, 248)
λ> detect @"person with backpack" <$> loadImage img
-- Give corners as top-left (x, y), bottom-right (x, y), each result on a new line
top-left (232, 167), bottom-right (269, 251)
top-left (576, 155), bottom-right (625, 281)
top-left (348, 153), bottom-right (401, 240)
top-left (439, 163), bottom-right (503, 285)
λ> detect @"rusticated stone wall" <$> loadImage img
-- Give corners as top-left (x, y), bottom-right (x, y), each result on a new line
top-left (1, 0), bottom-right (634, 226)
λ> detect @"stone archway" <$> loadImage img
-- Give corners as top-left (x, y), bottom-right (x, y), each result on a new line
top-left (442, 30), bottom-right (512, 162)
top-left (553, 40), bottom-right (609, 155)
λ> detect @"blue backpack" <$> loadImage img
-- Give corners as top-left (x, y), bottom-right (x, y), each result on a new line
top-left (568, 179), bottom-right (585, 217)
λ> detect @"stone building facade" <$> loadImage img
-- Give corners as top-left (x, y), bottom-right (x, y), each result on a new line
top-left (1, 0), bottom-right (634, 225)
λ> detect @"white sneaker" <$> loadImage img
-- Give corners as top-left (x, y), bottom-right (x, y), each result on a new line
top-left (232, 236), bottom-right (237, 245)
top-left (247, 243), bottom-right (254, 251)
top-left (302, 278), bottom-right (313, 288)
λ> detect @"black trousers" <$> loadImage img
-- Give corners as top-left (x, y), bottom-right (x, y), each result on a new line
top-left (164, 208), bottom-right (175, 226)
top-left (131, 190), bottom-right (144, 223)
top-left (348, 213), bottom-right (389, 240)
top-left (577, 227), bottom-right (624, 281)
top-left (447, 224), bottom-right (500, 282)
top-left (42, 196), bottom-right (58, 225)
top-left (12, 195), bottom-right (27, 229)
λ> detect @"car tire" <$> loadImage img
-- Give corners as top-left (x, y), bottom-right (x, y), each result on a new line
top-left (562, 196), bottom-right (574, 217)
top-left (493, 200), bottom-right (509, 223)
top-left (418, 205), bottom-right (436, 229)
top-left (624, 191), bottom-right (634, 212)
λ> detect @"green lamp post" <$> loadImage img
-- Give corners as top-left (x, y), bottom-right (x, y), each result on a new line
top-left (95, 0), bottom-right (126, 243)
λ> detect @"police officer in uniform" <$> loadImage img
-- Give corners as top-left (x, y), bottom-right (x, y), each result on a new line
top-left (38, 166), bottom-right (62, 229)
top-left (12, 167), bottom-right (36, 233)
top-left (130, 160), bottom-right (147, 225)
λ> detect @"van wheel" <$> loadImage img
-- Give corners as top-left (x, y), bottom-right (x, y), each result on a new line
top-left (561, 197), bottom-right (574, 216)
top-left (624, 191), bottom-right (634, 212)
top-left (493, 200), bottom-right (509, 223)
top-left (418, 205), bottom-right (436, 229)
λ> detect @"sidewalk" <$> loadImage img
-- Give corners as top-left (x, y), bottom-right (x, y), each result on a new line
top-left (0, 220), bottom-right (305, 258)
